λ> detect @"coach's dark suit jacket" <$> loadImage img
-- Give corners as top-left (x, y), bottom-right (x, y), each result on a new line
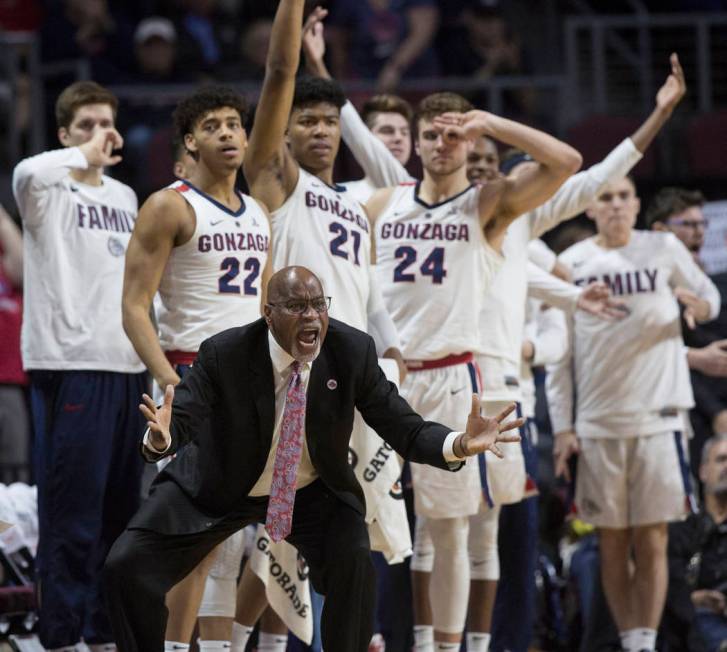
top-left (130, 318), bottom-right (457, 534)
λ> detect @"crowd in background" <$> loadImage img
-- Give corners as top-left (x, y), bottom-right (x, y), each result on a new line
top-left (0, 1), bottom-right (726, 651)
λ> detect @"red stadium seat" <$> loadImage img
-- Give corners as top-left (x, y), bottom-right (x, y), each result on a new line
top-left (567, 114), bottom-right (656, 178)
top-left (687, 111), bottom-right (727, 178)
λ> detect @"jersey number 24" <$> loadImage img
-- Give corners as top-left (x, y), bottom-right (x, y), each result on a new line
top-left (393, 246), bottom-right (446, 284)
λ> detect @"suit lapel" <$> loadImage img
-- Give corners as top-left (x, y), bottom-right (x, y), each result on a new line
top-left (248, 327), bottom-right (276, 449)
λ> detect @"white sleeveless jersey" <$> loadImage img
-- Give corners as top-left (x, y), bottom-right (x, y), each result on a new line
top-left (272, 168), bottom-right (371, 330)
top-left (12, 148), bottom-right (144, 372)
top-left (157, 180), bottom-right (270, 352)
top-left (375, 182), bottom-right (503, 360)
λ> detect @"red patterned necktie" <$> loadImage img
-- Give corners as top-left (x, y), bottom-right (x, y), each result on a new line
top-left (265, 361), bottom-right (307, 542)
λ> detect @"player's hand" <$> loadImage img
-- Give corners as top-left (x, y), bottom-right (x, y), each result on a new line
top-left (383, 347), bottom-right (408, 384)
top-left (139, 384), bottom-right (174, 453)
top-left (459, 396), bottom-right (523, 458)
top-left (522, 339), bottom-right (535, 362)
top-left (553, 430), bottom-right (579, 481)
top-left (656, 53), bottom-right (686, 114)
top-left (675, 286), bottom-right (709, 329)
top-left (432, 110), bottom-right (499, 144)
top-left (576, 282), bottom-right (629, 321)
top-left (302, 6), bottom-right (328, 75)
top-left (687, 340), bottom-right (727, 377)
top-left (712, 409), bottom-right (727, 435)
top-left (691, 589), bottom-right (726, 614)
top-left (78, 127), bottom-right (124, 168)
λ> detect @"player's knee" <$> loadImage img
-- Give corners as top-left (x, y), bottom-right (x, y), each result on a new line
top-left (468, 533), bottom-right (499, 580)
top-left (199, 575), bottom-right (237, 618)
top-left (428, 517), bottom-right (468, 553)
top-left (633, 523), bottom-right (668, 560)
top-left (411, 521), bottom-right (435, 573)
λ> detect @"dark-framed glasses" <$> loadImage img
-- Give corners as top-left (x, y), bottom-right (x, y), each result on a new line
top-left (668, 217), bottom-right (709, 230)
top-left (267, 296), bottom-right (331, 315)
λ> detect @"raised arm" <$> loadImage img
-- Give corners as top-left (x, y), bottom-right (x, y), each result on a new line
top-left (122, 190), bottom-right (189, 389)
top-left (242, 0), bottom-right (314, 210)
top-left (527, 53), bottom-right (686, 239)
top-left (303, 16), bottom-right (411, 188)
top-left (434, 111), bottom-right (582, 251)
top-left (12, 128), bottom-right (122, 226)
top-left (377, 4), bottom-right (439, 92)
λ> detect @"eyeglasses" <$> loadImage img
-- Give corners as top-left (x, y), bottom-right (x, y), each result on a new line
top-left (668, 218), bottom-right (709, 230)
top-left (267, 296), bottom-right (331, 315)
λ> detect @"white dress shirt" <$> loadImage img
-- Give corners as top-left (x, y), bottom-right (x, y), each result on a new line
top-left (145, 331), bottom-right (465, 490)
top-left (248, 332), bottom-right (318, 496)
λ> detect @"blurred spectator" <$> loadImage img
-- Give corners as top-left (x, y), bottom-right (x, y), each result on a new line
top-left (0, 205), bottom-right (29, 484)
top-left (116, 18), bottom-right (193, 198)
top-left (326, 0), bottom-right (440, 91)
top-left (40, 0), bottom-right (134, 83)
top-left (221, 17), bottom-right (273, 81)
top-left (439, 1), bottom-right (533, 118)
top-left (442, 3), bottom-right (522, 80)
top-left (665, 434), bottom-right (727, 652)
top-left (128, 17), bottom-right (180, 83)
top-left (646, 188), bottom-right (727, 475)
top-left (173, 0), bottom-right (238, 75)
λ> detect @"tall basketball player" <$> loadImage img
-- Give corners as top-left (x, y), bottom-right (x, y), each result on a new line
top-left (365, 94), bottom-right (582, 649)
top-left (121, 86), bottom-right (272, 652)
top-left (235, 2), bottom-right (407, 649)
top-left (547, 175), bottom-right (719, 652)
top-left (12, 81), bottom-right (146, 651)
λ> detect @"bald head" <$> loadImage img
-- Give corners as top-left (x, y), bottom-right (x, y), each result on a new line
top-left (264, 266), bottom-right (329, 362)
top-left (267, 266), bottom-right (324, 304)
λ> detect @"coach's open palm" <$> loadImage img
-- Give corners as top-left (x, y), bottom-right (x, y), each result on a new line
top-left (460, 396), bottom-right (523, 458)
top-left (139, 384), bottom-right (174, 453)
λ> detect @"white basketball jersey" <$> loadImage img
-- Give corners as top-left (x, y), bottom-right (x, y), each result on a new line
top-left (157, 180), bottom-right (270, 352)
top-left (375, 182), bottom-right (503, 360)
top-left (12, 148), bottom-right (144, 372)
top-left (343, 177), bottom-right (376, 206)
top-left (272, 168), bottom-right (371, 330)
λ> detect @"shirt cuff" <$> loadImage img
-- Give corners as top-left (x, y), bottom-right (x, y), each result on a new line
top-left (143, 428), bottom-right (171, 454)
top-left (443, 431), bottom-right (465, 461)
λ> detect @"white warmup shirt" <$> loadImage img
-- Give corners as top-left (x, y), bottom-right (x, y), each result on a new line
top-left (376, 183), bottom-right (503, 360)
top-left (547, 230), bottom-right (720, 439)
top-left (12, 147), bottom-right (144, 373)
top-left (157, 180), bottom-right (271, 353)
top-left (477, 138), bottom-right (643, 403)
top-left (340, 101), bottom-right (413, 206)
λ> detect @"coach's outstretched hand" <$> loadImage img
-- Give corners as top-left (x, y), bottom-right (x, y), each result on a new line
top-left (455, 396), bottom-right (523, 459)
top-left (140, 384), bottom-right (174, 453)
top-left (78, 127), bottom-right (124, 168)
